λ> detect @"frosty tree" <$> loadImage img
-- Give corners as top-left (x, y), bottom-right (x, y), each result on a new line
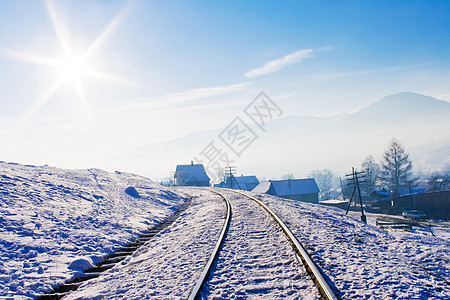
top-left (309, 169), bottom-right (336, 200)
top-left (281, 173), bottom-right (295, 180)
top-left (361, 155), bottom-right (380, 196)
top-left (380, 138), bottom-right (413, 196)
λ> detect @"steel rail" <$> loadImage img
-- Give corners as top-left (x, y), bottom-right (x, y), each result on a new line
top-left (225, 189), bottom-right (338, 300)
top-left (187, 188), bottom-right (232, 300)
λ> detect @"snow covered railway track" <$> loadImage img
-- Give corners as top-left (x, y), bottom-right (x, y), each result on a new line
top-left (191, 188), bottom-right (337, 299)
top-left (187, 189), bottom-right (231, 300)
top-left (225, 189), bottom-right (338, 300)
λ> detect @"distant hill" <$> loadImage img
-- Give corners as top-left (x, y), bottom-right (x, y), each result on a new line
top-left (105, 92), bottom-right (450, 180)
top-left (357, 92), bottom-right (450, 118)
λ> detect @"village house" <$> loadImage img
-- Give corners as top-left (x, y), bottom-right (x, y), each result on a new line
top-left (252, 178), bottom-right (320, 204)
top-left (214, 175), bottom-right (259, 191)
top-left (174, 162), bottom-right (210, 187)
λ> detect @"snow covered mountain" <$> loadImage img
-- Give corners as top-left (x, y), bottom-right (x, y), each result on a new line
top-left (109, 92), bottom-right (450, 180)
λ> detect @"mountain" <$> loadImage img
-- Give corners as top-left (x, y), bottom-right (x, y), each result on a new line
top-left (357, 92), bottom-right (450, 118)
top-left (105, 92), bottom-right (450, 180)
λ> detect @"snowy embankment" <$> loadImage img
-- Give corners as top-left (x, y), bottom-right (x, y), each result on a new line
top-left (64, 188), bottom-right (226, 299)
top-left (256, 193), bottom-right (450, 299)
top-left (0, 162), bottom-right (186, 298)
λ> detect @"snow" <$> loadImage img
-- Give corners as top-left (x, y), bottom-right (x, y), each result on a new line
top-left (254, 193), bottom-right (450, 299)
top-left (64, 188), bottom-right (225, 299)
top-left (1, 161), bottom-right (449, 299)
top-left (0, 162), bottom-right (185, 298)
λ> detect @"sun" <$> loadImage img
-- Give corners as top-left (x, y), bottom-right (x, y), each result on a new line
top-left (55, 55), bottom-right (88, 82)
top-left (0, 0), bottom-right (132, 126)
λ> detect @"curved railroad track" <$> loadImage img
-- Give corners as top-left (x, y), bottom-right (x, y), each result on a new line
top-left (224, 189), bottom-right (338, 300)
top-left (187, 189), bottom-right (231, 300)
top-left (189, 188), bottom-right (338, 300)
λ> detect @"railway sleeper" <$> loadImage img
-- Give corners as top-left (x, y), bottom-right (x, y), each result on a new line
top-left (36, 292), bottom-right (68, 300)
top-left (84, 264), bottom-right (115, 273)
top-left (50, 283), bottom-right (80, 293)
top-left (107, 251), bottom-right (134, 258)
top-left (118, 246), bottom-right (140, 252)
top-left (103, 255), bottom-right (128, 263)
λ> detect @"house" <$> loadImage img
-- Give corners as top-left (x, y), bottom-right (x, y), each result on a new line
top-left (370, 188), bottom-right (391, 202)
top-left (252, 178), bottom-right (320, 203)
top-left (214, 175), bottom-right (259, 191)
top-left (174, 162), bottom-right (210, 186)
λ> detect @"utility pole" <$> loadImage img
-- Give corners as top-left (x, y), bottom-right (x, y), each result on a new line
top-left (345, 167), bottom-right (367, 223)
top-left (225, 166), bottom-right (241, 190)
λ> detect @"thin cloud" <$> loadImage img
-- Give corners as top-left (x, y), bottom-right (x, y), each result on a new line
top-left (154, 82), bottom-right (248, 106)
top-left (96, 82), bottom-right (250, 115)
top-left (245, 49), bottom-right (314, 78)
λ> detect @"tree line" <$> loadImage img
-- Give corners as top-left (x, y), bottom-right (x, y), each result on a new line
top-left (310, 137), bottom-right (449, 200)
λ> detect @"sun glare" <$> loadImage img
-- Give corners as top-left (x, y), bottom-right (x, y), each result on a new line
top-left (55, 55), bottom-right (88, 82)
top-left (2, 0), bottom-right (133, 127)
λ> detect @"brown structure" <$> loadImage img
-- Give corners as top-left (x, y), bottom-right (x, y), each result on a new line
top-left (393, 190), bottom-right (450, 220)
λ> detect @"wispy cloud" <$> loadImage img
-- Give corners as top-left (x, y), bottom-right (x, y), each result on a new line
top-left (97, 82), bottom-right (250, 116)
top-left (151, 82), bottom-right (248, 106)
top-left (245, 49), bottom-right (314, 78)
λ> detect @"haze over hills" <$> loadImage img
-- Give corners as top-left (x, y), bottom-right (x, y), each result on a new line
top-left (106, 92), bottom-right (450, 181)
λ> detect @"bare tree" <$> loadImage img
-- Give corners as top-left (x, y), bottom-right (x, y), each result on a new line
top-left (281, 173), bottom-right (295, 180)
top-left (216, 169), bottom-right (226, 183)
top-left (380, 138), bottom-right (413, 196)
top-left (428, 169), bottom-right (450, 191)
top-left (309, 169), bottom-right (337, 200)
top-left (361, 155), bottom-right (380, 196)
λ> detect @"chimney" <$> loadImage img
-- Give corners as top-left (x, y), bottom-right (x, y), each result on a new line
top-left (191, 160), bottom-right (193, 165)
top-left (288, 179), bottom-right (291, 188)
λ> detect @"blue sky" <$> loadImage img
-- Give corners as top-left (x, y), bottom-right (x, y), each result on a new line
top-left (0, 0), bottom-right (449, 173)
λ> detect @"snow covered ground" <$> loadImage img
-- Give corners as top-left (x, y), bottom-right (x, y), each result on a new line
top-left (254, 193), bottom-right (450, 299)
top-left (64, 188), bottom-right (225, 299)
top-left (1, 162), bottom-right (449, 299)
top-left (0, 162), bottom-right (186, 298)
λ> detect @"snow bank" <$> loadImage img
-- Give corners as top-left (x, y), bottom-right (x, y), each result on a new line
top-left (255, 193), bottom-right (450, 299)
top-left (64, 188), bottom-right (226, 299)
top-left (0, 162), bottom-right (185, 299)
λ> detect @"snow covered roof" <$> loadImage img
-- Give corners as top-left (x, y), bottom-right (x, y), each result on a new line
top-left (272, 178), bottom-right (319, 196)
top-left (252, 178), bottom-right (319, 196)
top-left (320, 199), bottom-right (349, 205)
top-left (215, 175), bottom-right (259, 190)
top-left (233, 175), bottom-right (259, 185)
top-left (175, 163), bottom-right (210, 183)
top-left (397, 186), bottom-right (428, 196)
top-left (251, 180), bottom-right (272, 194)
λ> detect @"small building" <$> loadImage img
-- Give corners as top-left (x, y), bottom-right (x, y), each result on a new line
top-left (392, 190), bottom-right (450, 220)
top-left (174, 162), bottom-right (210, 187)
top-left (214, 175), bottom-right (259, 191)
top-left (370, 188), bottom-right (391, 201)
top-left (252, 178), bottom-right (320, 204)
